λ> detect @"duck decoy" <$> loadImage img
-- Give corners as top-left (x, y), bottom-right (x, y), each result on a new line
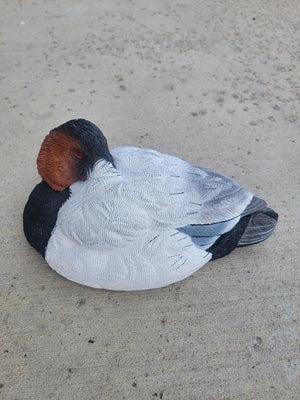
top-left (23, 119), bottom-right (278, 290)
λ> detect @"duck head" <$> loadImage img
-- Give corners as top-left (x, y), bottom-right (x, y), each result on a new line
top-left (37, 119), bottom-right (114, 191)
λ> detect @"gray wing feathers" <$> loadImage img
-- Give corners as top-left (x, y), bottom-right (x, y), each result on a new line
top-left (238, 211), bottom-right (277, 246)
top-left (241, 196), bottom-right (267, 216)
top-left (177, 217), bottom-right (240, 249)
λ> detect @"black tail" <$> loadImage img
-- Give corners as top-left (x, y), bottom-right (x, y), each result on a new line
top-left (237, 208), bottom-right (278, 246)
top-left (208, 208), bottom-right (278, 260)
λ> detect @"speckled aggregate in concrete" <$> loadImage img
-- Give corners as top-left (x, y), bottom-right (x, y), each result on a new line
top-left (0, 1), bottom-right (299, 399)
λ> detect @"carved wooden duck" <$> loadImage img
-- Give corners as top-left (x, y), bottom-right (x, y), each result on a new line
top-left (23, 119), bottom-right (278, 290)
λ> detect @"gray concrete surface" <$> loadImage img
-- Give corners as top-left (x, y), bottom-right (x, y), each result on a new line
top-left (1, 1), bottom-right (299, 399)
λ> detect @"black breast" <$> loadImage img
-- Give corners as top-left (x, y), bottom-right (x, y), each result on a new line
top-left (23, 181), bottom-right (70, 257)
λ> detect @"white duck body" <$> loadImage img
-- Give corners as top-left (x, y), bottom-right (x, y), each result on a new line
top-left (45, 146), bottom-right (254, 290)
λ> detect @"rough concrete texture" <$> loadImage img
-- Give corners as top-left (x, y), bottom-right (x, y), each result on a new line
top-left (1, 1), bottom-right (299, 399)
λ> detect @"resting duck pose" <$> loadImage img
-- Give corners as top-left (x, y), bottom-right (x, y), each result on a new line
top-left (23, 119), bottom-right (278, 290)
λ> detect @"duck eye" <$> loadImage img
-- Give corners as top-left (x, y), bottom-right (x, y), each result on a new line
top-left (74, 152), bottom-right (83, 160)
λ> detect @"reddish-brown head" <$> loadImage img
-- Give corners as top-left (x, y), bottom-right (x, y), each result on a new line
top-left (37, 119), bottom-right (114, 191)
top-left (37, 131), bottom-right (87, 191)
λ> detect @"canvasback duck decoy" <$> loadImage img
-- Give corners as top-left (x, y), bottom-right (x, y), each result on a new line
top-left (23, 119), bottom-right (278, 290)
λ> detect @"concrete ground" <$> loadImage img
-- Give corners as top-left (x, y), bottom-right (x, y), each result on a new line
top-left (1, 1), bottom-right (299, 399)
